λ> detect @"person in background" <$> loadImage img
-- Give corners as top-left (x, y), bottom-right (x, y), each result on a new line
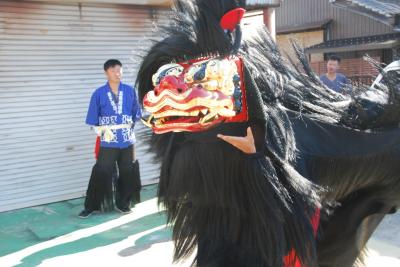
top-left (320, 55), bottom-right (352, 94)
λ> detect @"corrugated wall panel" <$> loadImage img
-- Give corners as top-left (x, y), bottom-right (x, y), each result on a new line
top-left (0, 1), bottom-right (166, 212)
top-left (275, 0), bottom-right (394, 39)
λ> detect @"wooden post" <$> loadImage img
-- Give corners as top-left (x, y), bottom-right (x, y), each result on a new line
top-left (263, 8), bottom-right (276, 41)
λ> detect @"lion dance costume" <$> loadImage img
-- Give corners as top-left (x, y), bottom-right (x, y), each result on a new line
top-left (136, 1), bottom-right (400, 266)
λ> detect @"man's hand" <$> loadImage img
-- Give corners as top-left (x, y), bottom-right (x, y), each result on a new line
top-left (217, 127), bottom-right (256, 154)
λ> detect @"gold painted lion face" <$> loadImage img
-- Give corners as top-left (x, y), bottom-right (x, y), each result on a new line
top-left (142, 56), bottom-right (248, 134)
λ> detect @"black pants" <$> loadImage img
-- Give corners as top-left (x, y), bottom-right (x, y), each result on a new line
top-left (84, 145), bottom-right (141, 212)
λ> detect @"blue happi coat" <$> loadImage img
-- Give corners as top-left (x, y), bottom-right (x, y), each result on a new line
top-left (86, 82), bottom-right (142, 148)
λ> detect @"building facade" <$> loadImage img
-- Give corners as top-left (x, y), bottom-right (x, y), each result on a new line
top-left (275, 0), bottom-right (399, 83)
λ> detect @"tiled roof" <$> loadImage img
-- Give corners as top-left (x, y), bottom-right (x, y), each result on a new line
top-left (305, 32), bottom-right (400, 53)
top-left (330, 0), bottom-right (400, 31)
top-left (246, 0), bottom-right (281, 8)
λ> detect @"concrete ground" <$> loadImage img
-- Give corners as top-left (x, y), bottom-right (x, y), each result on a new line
top-left (0, 184), bottom-right (399, 267)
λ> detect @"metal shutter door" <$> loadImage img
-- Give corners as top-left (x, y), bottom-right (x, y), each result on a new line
top-left (0, 1), bottom-right (165, 212)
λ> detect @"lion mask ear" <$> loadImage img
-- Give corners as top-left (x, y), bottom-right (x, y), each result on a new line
top-left (220, 8), bottom-right (246, 32)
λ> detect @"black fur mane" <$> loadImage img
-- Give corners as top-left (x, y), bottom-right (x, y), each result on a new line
top-left (135, 1), bottom-right (400, 267)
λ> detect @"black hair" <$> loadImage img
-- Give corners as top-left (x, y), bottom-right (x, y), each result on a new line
top-left (104, 59), bottom-right (122, 71)
top-left (328, 55), bottom-right (341, 63)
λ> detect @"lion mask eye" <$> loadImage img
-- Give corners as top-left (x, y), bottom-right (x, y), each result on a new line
top-left (152, 64), bottom-right (184, 87)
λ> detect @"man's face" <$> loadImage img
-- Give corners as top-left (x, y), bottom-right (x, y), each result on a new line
top-left (105, 65), bottom-right (122, 82)
top-left (327, 60), bottom-right (339, 74)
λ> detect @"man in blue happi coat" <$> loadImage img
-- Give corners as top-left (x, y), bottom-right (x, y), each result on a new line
top-left (79, 59), bottom-right (142, 218)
